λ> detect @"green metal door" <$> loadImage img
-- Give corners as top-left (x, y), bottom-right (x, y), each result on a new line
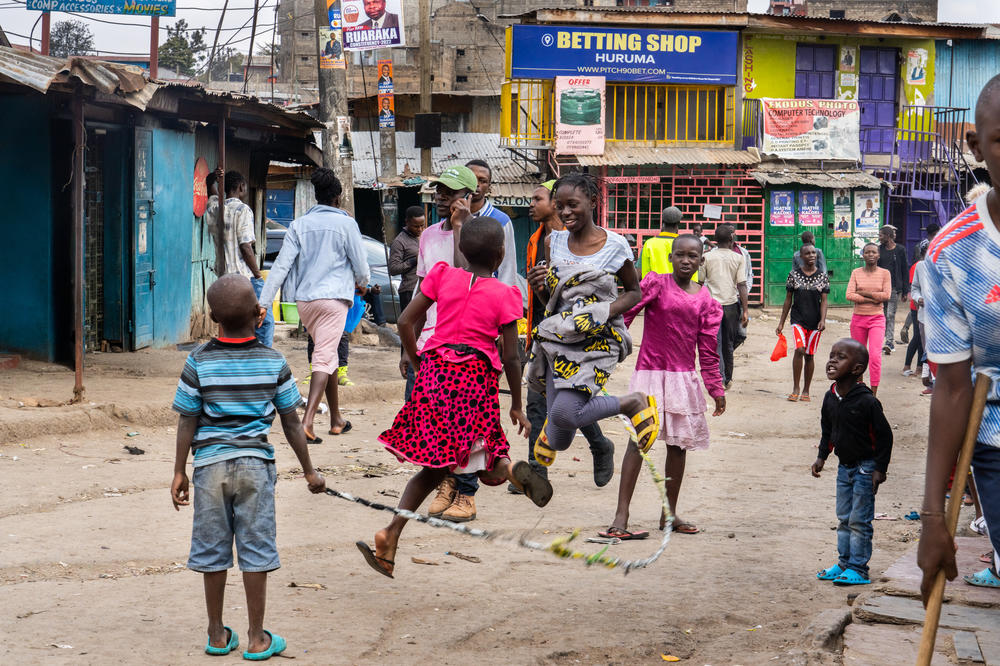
top-left (764, 188), bottom-right (798, 306)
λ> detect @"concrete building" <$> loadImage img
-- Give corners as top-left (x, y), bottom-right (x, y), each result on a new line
top-left (768, 0), bottom-right (937, 22)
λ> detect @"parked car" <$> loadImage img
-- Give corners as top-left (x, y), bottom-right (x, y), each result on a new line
top-left (262, 220), bottom-right (403, 324)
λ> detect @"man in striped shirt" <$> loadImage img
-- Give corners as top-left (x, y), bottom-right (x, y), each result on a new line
top-left (171, 274), bottom-right (325, 659)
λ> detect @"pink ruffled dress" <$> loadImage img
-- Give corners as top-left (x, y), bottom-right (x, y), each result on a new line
top-left (624, 273), bottom-right (724, 451)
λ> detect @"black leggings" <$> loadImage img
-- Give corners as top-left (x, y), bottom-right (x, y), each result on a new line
top-left (903, 310), bottom-right (923, 367)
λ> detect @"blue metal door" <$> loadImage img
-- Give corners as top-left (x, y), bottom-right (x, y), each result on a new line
top-left (859, 47), bottom-right (899, 154)
top-left (794, 45), bottom-right (836, 100)
top-left (133, 128), bottom-right (154, 349)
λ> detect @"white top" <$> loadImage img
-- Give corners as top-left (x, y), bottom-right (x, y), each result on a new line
top-left (549, 228), bottom-right (632, 274)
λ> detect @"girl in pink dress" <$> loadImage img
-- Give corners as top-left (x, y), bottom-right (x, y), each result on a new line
top-left (603, 235), bottom-right (726, 539)
top-left (356, 217), bottom-right (551, 578)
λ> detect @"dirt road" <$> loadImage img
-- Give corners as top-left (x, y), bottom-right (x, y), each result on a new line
top-left (0, 312), bottom-right (940, 664)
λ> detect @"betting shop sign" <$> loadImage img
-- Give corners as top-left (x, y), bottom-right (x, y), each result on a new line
top-left (509, 25), bottom-right (738, 84)
top-left (27, 0), bottom-right (176, 16)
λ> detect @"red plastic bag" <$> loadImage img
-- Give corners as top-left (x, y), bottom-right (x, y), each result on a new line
top-left (770, 333), bottom-right (788, 362)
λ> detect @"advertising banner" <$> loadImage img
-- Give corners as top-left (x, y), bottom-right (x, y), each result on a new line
top-left (834, 205), bottom-right (852, 238)
top-left (342, 0), bottom-right (404, 51)
top-left (27, 0), bottom-right (175, 15)
top-left (509, 25), bottom-right (738, 84)
top-left (319, 0), bottom-right (346, 70)
top-left (854, 190), bottom-right (881, 236)
top-left (769, 190), bottom-right (795, 227)
top-left (799, 190), bottom-right (823, 226)
top-left (554, 76), bottom-right (606, 156)
top-left (378, 93), bottom-right (395, 129)
top-left (761, 98), bottom-right (861, 161)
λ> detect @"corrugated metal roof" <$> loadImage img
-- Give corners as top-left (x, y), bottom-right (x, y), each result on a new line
top-left (749, 168), bottom-right (882, 189)
top-left (349, 131), bottom-right (542, 188)
top-left (0, 47), bottom-right (157, 108)
top-left (576, 143), bottom-right (759, 167)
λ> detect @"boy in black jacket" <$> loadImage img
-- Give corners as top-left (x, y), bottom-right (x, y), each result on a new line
top-left (812, 338), bottom-right (893, 585)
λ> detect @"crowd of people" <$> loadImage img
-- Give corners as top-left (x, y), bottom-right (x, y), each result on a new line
top-left (166, 78), bottom-right (1000, 658)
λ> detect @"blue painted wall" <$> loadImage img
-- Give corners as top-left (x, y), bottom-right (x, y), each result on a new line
top-left (151, 127), bottom-right (195, 346)
top-left (935, 39), bottom-right (1000, 112)
top-left (0, 94), bottom-right (55, 360)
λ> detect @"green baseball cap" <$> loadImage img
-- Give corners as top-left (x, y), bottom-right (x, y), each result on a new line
top-left (431, 165), bottom-right (478, 193)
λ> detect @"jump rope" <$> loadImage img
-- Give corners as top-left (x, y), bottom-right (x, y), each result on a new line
top-left (324, 408), bottom-right (674, 574)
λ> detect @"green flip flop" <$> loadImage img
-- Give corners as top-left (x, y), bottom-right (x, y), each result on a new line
top-left (205, 626), bottom-right (238, 655)
top-left (243, 630), bottom-right (286, 661)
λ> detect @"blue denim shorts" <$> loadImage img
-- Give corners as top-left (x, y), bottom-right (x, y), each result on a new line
top-left (188, 457), bottom-right (280, 573)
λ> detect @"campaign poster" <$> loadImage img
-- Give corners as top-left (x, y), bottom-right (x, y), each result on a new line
top-left (854, 190), bottom-right (881, 236)
top-left (318, 1), bottom-right (346, 69)
top-left (833, 205), bottom-right (852, 238)
top-left (907, 48), bottom-right (928, 86)
top-left (799, 190), bottom-right (823, 226)
top-left (336, 115), bottom-right (353, 157)
top-left (378, 94), bottom-right (395, 129)
top-left (761, 98), bottom-right (861, 161)
top-left (342, 0), bottom-right (405, 51)
top-left (839, 46), bottom-right (856, 72)
top-left (769, 190), bottom-right (795, 227)
top-left (377, 59), bottom-right (394, 94)
top-left (554, 75), bottom-right (606, 156)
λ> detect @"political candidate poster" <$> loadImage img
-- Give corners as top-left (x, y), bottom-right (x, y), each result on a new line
top-left (799, 190), bottom-right (823, 227)
top-left (342, 0), bottom-right (405, 51)
top-left (770, 190), bottom-right (795, 227)
top-left (854, 190), bottom-right (881, 236)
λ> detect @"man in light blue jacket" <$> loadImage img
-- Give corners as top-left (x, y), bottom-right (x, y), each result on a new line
top-left (258, 168), bottom-right (369, 442)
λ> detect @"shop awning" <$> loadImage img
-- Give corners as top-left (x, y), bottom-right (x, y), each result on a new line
top-left (749, 168), bottom-right (883, 189)
top-left (576, 144), bottom-right (760, 167)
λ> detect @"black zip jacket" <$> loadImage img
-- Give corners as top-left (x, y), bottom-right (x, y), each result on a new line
top-left (818, 382), bottom-right (893, 473)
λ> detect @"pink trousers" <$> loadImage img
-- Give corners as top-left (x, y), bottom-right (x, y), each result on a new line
top-left (297, 299), bottom-right (349, 375)
top-left (850, 314), bottom-right (886, 387)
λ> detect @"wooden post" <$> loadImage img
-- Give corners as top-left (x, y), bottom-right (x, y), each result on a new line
top-left (419, 0), bottom-right (431, 176)
top-left (313, 0), bottom-right (354, 214)
top-left (214, 108), bottom-right (228, 278)
top-left (71, 89), bottom-right (85, 402)
top-left (916, 373), bottom-right (992, 665)
top-left (149, 16), bottom-right (159, 79)
top-left (41, 11), bottom-right (50, 55)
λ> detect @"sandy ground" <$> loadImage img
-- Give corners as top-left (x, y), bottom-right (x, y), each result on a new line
top-left (0, 310), bottom-right (946, 664)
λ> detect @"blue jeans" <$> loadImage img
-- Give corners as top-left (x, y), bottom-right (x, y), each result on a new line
top-left (188, 457), bottom-right (279, 573)
top-left (251, 277), bottom-right (275, 348)
top-left (973, 444), bottom-right (1000, 569)
top-left (836, 460), bottom-right (877, 577)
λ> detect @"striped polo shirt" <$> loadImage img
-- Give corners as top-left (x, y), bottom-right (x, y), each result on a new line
top-left (924, 192), bottom-right (1000, 448)
top-left (172, 337), bottom-right (303, 467)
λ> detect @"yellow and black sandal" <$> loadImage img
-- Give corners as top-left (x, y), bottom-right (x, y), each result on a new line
top-left (629, 395), bottom-right (660, 454)
top-left (533, 420), bottom-right (557, 467)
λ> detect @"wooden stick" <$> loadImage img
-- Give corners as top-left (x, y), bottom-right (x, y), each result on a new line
top-left (916, 372), bottom-right (991, 666)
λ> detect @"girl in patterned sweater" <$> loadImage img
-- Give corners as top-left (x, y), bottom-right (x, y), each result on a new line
top-left (356, 217), bottom-right (551, 579)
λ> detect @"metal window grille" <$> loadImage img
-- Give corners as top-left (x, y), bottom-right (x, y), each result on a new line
top-left (602, 165), bottom-right (765, 304)
top-left (84, 131), bottom-right (105, 352)
top-left (501, 79), bottom-right (554, 147)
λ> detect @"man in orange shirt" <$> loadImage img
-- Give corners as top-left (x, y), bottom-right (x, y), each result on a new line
top-left (514, 182), bottom-right (615, 490)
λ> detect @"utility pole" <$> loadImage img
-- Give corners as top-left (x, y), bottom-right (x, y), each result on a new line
top-left (40, 11), bottom-right (50, 55)
top-left (419, 0), bottom-right (431, 176)
top-left (313, 0), bottom-right (354, 215)
top-left (149, 16), bottom-right (159, 78)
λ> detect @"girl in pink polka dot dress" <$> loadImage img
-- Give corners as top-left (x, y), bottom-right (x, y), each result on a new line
top-left (356, 217), bottom-right (552, 578)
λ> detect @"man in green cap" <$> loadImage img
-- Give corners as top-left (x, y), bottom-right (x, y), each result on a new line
top-left (400, 164), bottom-right (515, 523)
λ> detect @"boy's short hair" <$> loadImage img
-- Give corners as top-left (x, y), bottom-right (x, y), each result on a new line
top-left (207, 274), bottom-right (258, 332)
top-left (838, 337), bottom-right (870, 374)
top-left (465, 159), bottom-right (492, 181)
top-left (672, 233), bottom-right (704, 254)
top-left (405, 205), bottom-right (425, 221)
top-left (224, 170), bottom-right (245, 196)
top-left (458, 216), bottom-right (504, 266)
top-left (714, 224), bottom-right (734, 244)
top-left (801, 230), bottom-right (815, 244)
top-left (206, 170), bottom-right (218, 191)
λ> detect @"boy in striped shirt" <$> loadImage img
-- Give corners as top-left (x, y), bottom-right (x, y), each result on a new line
top-left (918, 75), bottom-right (1000, 597)
top-left (171, 274), bottom-right (326, 659)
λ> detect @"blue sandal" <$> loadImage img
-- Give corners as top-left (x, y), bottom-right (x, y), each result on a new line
top-left (205, 626), bottom-right (239, 655)
top-left (963, 567), bottom-right (1000, 588)
top-left (833, 569), bottom-right (871, 586)
top-left (243, 630), bottom-right (286, 661)
top-left (816, 564), bottom-right (844, 581)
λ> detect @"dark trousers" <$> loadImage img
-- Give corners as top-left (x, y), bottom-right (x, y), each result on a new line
top-left (307, 333), bottom-right (349, 369)
top-left (399, 290), bottom-right (413, 313)
top-left (972, 445), bottom-right (1000, 572)
top-left (527, 387), bottom-right (612, 462)
top-left (364, 290), bottom-right (386, 326)
top-left (903, 311), bottom-right (923, 368)
top-left (717, 302), bottom-right (741, 384)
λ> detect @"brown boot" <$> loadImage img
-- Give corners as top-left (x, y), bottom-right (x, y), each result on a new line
top-left (442, 493), bottom-right (477, 522)
top-left (428, 476), bottom-right (457, 517)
